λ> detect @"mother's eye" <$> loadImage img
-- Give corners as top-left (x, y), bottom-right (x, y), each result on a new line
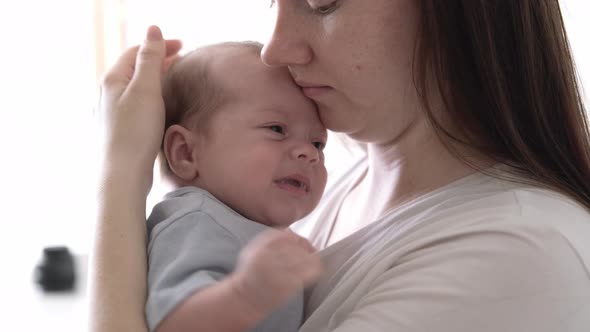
top-left (315, 4), bottom-right (335, 14)
top-left (309, 0), bottom-right (338, 15)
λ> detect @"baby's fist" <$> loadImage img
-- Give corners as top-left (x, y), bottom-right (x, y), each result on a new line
top-left (230, 229), bottom-right (323, 316)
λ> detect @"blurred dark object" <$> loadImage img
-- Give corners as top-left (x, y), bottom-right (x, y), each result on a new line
top-left (35, 246), bottom-right (76, 292)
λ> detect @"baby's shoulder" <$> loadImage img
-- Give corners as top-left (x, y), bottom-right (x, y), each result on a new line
top-left (148, 186), bottom-right (267, 243)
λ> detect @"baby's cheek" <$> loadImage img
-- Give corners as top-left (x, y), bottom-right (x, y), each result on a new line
top-left (320, 168), bottom-right (328, 193)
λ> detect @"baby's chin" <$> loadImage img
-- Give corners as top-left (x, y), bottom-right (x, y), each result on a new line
top-left (260, 210), bottom-right (313, 229)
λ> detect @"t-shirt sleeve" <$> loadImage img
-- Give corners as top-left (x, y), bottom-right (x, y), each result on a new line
top-left (320, 223), bottom-right (590, 332)
top-left (145, 211), bottom-right (240, 331)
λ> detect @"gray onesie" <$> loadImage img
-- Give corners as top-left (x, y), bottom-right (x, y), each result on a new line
top-left (145, 186), bottom-right (303, 332)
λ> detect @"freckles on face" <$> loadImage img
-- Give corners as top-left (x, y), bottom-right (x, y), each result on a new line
top-left (314, 0), bottom-right (420, 142)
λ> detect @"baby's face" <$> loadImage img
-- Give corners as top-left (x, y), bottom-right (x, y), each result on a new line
top-left (193, 51), bottom-right (328, 227)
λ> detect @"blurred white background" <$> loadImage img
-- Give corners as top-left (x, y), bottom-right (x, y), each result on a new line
top-left (0, 0), bottom-right (588, 330)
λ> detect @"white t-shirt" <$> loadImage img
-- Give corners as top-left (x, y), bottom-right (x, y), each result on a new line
top-left (292, 157), bottom-right (590, 332)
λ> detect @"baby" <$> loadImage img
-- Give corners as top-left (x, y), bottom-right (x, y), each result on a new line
top-left (145, 41), bottom-right (327, 332)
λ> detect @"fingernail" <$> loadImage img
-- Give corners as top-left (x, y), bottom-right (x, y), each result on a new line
top-left (147, 25), bottom-right (163, 41)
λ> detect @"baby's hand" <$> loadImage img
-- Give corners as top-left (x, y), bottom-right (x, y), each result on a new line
top-left (229, 229), bottom-right (323, 316)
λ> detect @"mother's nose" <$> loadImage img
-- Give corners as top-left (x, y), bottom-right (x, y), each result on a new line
top-left (261, 4), bottom-right (313, 67)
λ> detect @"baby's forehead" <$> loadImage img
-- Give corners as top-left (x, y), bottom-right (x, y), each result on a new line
top-left (205, 49), bottom-right (293, 91)
top-left (185, 43), bottom-right (264, 69)
top-left (210, 47), bottom-right (287, 77)
top-left (177, 43), bottom-right (260, 78)
top-left (177, 43), bottom-right (316, 119)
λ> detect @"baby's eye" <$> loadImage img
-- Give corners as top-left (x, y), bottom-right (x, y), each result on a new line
top-left (313, 141), bottom-right (325, 151)
top-left (268, 125), bottom-right (285, 134)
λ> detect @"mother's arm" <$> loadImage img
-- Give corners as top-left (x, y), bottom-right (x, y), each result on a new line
top-left (87, 26), bottom-right (181, 332)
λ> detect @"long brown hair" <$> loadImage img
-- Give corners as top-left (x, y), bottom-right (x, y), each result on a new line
top-left (415, 0), bottom-right (590, 209)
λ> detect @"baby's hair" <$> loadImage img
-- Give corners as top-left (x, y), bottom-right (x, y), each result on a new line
top-left (158, 41), bottom-right (264, 180)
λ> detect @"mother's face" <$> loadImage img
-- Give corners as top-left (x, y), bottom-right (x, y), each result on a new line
top-left (262, 0), bottom-right (423, 144)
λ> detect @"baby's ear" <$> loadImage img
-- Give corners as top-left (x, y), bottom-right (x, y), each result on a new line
top-left (163, 124), bottom-right (199, 182)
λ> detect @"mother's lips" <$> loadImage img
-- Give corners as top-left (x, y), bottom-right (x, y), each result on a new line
top-left (295, 80), bottom-right (331, 89)
top-left (296, 81), bottom-right (333, 98)
top-left (302, 87), bottom-right (332, 98)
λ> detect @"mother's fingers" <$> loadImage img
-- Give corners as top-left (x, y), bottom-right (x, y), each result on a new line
top-left (101, 45), bottom-right (140, 90)
top-left (130, 27), bottom-right (183, 93)
top-left (130, 26), bottom-right (168, 93)
top-left (164, 39), bottom-right (183, 57)
top-left (100, 26), bottom-right (182, 94)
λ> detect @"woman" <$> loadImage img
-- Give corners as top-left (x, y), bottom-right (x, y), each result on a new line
top-left (90, 1), bottom-right (590, 331)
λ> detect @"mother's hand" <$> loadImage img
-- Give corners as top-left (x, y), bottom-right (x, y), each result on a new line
top-left (89, 26), bottom-right (181, 332)
top-left (99, 25), bottom-right (181, 192)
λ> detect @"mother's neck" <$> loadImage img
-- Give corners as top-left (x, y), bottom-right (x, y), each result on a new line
top-left (361, 119), bottom-right (486, 216)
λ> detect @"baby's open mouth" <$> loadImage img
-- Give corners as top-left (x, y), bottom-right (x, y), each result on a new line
top-left (284, 178), bottom-right (308, 192)
top-left (275, 176), bottom-right (310, 193)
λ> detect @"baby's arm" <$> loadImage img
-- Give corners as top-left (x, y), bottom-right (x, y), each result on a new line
top-left (148, 215), bottom-right (322, 332)
top-left (156, 276), bottom-right (267, 331)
